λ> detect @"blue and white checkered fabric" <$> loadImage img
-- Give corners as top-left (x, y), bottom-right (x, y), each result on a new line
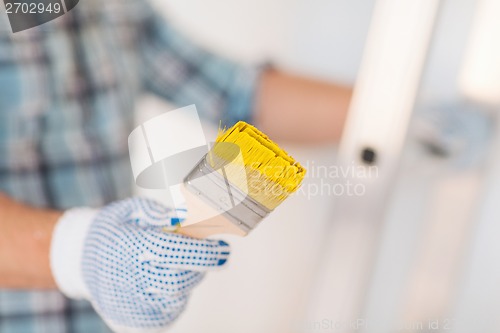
top-left (0, 0), bottom-right (259, 331)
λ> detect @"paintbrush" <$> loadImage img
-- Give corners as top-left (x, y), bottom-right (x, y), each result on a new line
top-left (173, 121), bottom-right (306, 238)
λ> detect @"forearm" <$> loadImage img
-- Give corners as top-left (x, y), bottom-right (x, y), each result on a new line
top-left (0, 193), bottom-right (61, 289)
top-left (255, 69), bottom-right (352, 143)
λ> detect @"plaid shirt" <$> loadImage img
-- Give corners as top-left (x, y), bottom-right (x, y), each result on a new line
top-left (0, 0), bottom-right (259, 332)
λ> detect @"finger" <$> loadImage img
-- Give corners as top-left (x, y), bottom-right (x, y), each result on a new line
top-left (140, 266), bottom-right (205, 296)
top-left (96, 198), bottom-right (137, 225)
top-left (95, 197), bottom-right (174, 227)
top-left (130, 197), bottom-right (180, 227)
top-left (140, 292), bottom-right (190, 317)
top-left (145, 234), bottom-right (231, 271)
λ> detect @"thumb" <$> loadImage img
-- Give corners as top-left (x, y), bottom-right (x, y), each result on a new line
top-left (129, 197), bottom-right (184, 228)
top-left (149, 234), bottom-right (231, 272)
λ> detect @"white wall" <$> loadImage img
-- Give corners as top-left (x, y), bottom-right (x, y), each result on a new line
top-left (152, 0), bottom-right (375, 83)
top-left (139, 0), bottom-right (486, 332)
top-left (153, 0), bottom-right (477, 98)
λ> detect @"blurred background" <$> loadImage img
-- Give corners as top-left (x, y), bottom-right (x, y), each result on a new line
top-left (136, 0), bottom-right (500, 332)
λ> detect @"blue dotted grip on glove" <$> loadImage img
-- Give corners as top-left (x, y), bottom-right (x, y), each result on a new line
top-left (81, 197), bottom-right (230, 331)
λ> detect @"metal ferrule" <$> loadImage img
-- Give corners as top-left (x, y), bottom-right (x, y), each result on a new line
top-left (183, 155), bottom-right (271, 233)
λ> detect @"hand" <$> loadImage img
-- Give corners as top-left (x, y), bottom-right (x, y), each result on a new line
top-left (50, 197), bottom-right (231, 333)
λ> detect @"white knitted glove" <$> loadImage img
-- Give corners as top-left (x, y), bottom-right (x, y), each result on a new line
top-left (50, 197), bottom-right (230, 333)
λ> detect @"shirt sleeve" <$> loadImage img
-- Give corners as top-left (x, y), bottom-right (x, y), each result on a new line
top-left (136, 4), bottom-right (262, 127)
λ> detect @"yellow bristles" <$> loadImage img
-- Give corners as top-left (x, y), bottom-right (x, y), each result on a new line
top-left (208, 121), bottom-right (306, 210)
